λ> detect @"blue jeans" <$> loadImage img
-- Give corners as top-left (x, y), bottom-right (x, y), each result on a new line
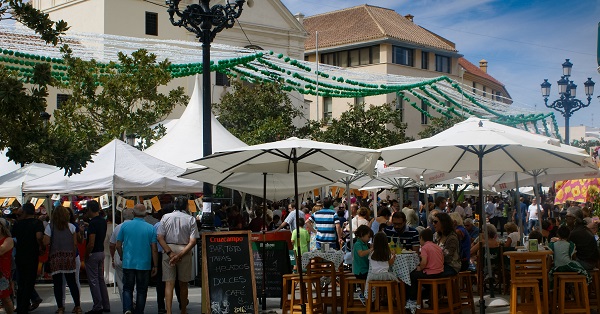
top-left (123, 269), bottom-right (150, 314)
top-left (528, 219), bottom-right (538, 233)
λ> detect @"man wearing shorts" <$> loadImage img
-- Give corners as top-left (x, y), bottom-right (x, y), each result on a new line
top-left (157, 196), bottom-right (198, 314)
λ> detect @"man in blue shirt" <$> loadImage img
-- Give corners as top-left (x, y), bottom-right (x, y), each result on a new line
top-left (117, 204), bottom-right (158, 314)
top-left (383, 212), bottom-right (420, 251)
top-left (306, 198), bottom-right (344, 249)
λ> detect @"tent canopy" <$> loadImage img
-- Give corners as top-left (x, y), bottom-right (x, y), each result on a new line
top-left (0, 163), bottom-right (59, 203)
top-left (24, 139), bottom-right (202, 195)
top-left (144, 75), bottom-right (247, 169)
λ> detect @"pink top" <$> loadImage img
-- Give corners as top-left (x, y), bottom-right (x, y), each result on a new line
top-left (420, 241), bottom-right (444, 275)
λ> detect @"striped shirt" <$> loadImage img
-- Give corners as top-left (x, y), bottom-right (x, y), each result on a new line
top-left (309, 208), bottom-right (340, 243)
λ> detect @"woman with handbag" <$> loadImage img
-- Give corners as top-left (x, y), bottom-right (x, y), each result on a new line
top-left (43, 206), bottom-right (81, 314)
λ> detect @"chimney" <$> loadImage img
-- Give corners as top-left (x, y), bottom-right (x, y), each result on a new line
top-left (295, 13), bottom-right (305, 24)
top-left (404, 14), bottom-right (414, 22)
top-left (479, 59), bottom-right (488, 73)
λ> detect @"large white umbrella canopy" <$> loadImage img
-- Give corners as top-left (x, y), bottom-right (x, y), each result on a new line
top-left (0, 163), bottom-right (59, 203)
top-left (192, 137), bottom-right (379, 175)
top-left (24, 139), bottom-right (203, 195)
top-left (379, 117), bottom-right (590, 312)
top-left (484, 161), bottom-right (599, 191)
top-left (380, 118), bottom-right (588, 173)
top-left (181, 167), bottom-right (347, 201)
top-left (193, 137), bottom-right (380, 306)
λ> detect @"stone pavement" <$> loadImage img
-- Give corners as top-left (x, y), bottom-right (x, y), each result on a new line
top-left (28, 283), bottom-right (511, 314)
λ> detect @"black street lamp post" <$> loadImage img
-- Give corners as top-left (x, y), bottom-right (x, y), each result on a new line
top-left (541, 59), bottom-right (595, 144)
top-left (166, 0), bottom-right (245, 229)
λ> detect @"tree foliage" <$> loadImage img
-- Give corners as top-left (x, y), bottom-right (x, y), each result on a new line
top-left (418, 115), bottom-right (466, 139)
top-left (0, 0), bottom-right (86, 173)
top-left (310, 102), bottom-right (411, 149)
top-left (57, 49), bottom-right (188, 150)
top-left (0, 1), bottom-right (185, 175)
top-left (214, 80), bottom-right (308, 145)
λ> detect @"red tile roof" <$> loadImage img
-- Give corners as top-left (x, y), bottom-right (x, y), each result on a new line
top-left (303, 4), bottom-right (457, 52)
top-left (459, 57), bottom-right (504, 87)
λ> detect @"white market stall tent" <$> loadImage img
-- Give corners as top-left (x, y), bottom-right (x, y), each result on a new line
top-left (23, 139), bottom-right (202, 195)
top-left (0, 163), bottom-right (59, 203)
top-left (144, 75), bottom-right (247, 169)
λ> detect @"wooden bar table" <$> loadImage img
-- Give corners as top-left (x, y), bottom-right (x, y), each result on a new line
top-left (503, 250), bottom-right (552, 314)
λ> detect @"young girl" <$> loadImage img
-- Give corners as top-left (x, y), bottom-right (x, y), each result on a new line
top-left (407, 229), bottom-right (444, 304)
top-left (365, 232), bottom-right (398, 301)
top-left (353, 225), bottom-right (373, 279)
top-left (504, 222), bottom-right (520, 247)
top-left (548, 225), bottom-right (591, 288)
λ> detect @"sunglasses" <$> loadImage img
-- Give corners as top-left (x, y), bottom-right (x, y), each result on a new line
top-left (433, 220), bottom-right (439, 224)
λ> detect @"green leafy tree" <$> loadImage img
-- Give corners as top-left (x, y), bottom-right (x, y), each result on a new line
top-left (418, 115), bottom-right (465, 139)
top-left (56, 49), bottom-right (189, 150)
top-left (0, 0), bottom-right (91, 174)
top-left (214, 80), bottom-right (307, 145)
top-left (311, 102), bottom-right (411, 149)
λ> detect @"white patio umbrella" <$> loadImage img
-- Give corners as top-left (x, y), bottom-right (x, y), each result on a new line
top-left (379, 117), bottom-right (590, 313)
top-left (191, 137), bottom-right (380, 312)
top-left (181, 167), bottom-right (348, 201)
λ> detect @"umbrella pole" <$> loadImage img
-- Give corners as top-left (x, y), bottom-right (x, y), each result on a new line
top-left (478, 151), bottom-right (488, 314)
top-left (515, 173), bottom-right (523, 242)
top-left (424, 185), bottom-right (429, 226)
top-left (533, 175), bottom-right (542, 232)
top-left (292, 152), bottom-right (306, 314)
top-left (399, 187), bottom-right (404, 213)
top-left (346, 178), bottom-right (352, 250)
top-left (261, 173), bottom-right (267, 310)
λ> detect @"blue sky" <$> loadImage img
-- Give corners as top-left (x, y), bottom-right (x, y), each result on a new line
top-left (280, 0), bottom-right (600, 128)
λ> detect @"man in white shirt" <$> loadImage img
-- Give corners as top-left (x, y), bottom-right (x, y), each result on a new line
top-left (454, 202), bottom-right (466, 220)
top-left (527, 198), bottom-right (540, 233)
top-left (274, 203), bottom-right (298, 232)
top-left (401, 200), bottom-right (419, 228)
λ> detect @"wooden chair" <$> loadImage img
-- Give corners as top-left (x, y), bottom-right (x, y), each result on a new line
top-left (290, 274), bottom-right (324, 314)
top-left (504, 250), bottom-right (552, 314)
top-left (307, 257), bottom-right (338, 314)
top-left (416, 276), bottom-right (461, 314)
top-left (588, 269), bottom-right (600, 311)
top-left (509, 278), bottom-right (542, 314)
top-left (553, 273), bottom-right (590, 314)
top-left (282, 273), bottom-right (299, 314)
top-left (342, 276), bottom-right (366, 313)
top-left (458, 271), bottom-right (475, 314)
top-left (366, 280), bottom-right (402, 314)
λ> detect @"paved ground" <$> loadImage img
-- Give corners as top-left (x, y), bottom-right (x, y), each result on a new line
top-left (28, 283), bottom-right (511, 314)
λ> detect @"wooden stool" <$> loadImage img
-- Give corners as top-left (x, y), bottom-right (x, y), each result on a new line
top-left (342, 276), bottom-right (367, 313)
top-left (416, 276), bottom-right (461, 314)
top-left (282, 273), bottom-right (299, 314)
top-left (290, 274), bottom-right (324, 314)
top-left (366, 280), bottom-right (401, 314)
top-left (510, 278), bottom-right (542, 314)
top-left (458, 271), bottom-right (475, 314)
top-left (555, 274), bottom-right (590, 314)
top-left (588, 269), bottom-right (600, 311)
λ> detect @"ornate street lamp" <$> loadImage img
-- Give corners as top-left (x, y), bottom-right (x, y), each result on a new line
top-left (166, 0), bottom-right (245, 230)
top-left (40, 111), bottom-right (51, 128)
top-left (541, 59), bottom-right (595, 144)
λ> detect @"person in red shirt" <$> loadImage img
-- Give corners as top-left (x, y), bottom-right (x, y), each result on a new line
top-left (407, 228), bottom-right (444, 302)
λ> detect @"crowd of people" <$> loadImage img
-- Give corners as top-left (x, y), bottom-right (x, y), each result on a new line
top-left (0, 190), bottom-right (597, 313)
top-left (268, 193), bottom-right (600, 309)
top-left (0, 196), bottom-right (199, 314)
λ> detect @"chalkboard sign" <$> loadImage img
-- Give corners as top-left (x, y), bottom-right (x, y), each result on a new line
top-left (202, 231), bottom-right (257, 314)
top-left (251, 240), bottom-right (292, 298)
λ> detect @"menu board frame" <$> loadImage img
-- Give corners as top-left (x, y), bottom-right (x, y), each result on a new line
top-left (202, 230), bottom-right (258, 314)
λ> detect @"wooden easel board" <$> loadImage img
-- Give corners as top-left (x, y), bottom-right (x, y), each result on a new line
top-left (202, 230), bottom-right (257, 314)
